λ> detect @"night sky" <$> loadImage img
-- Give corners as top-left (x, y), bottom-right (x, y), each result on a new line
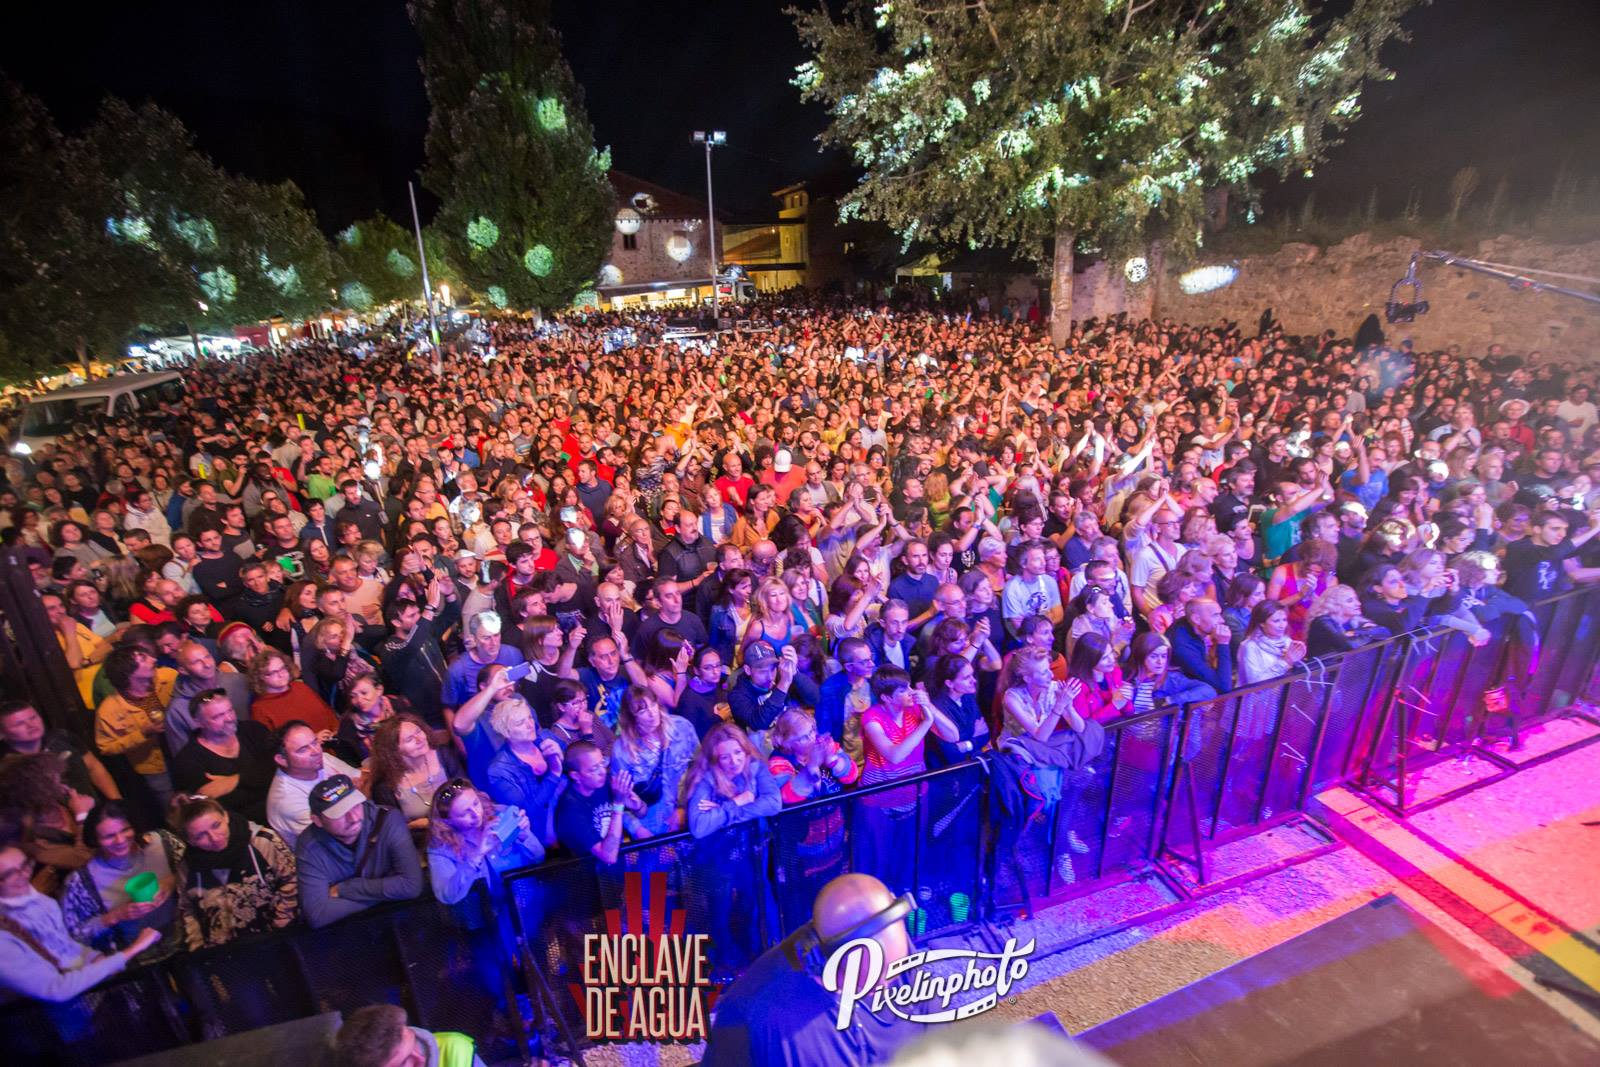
top-left (3, 0), bottom-right (1597, 232)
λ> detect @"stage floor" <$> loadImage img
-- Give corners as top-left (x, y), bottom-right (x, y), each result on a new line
top-left (979, 732), bottom-right (1600, 1059)
top-left (1078, 894), bottom-right (1600, 1066)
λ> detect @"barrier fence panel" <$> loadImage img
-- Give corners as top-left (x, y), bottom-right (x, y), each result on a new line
top-left (1542, 589), bottom-right (1600, 716)
top-left (0, 966), bottom-right (185, 1066)
top-left (1358, 587), bottom-right (1600, 812)
top-left (0, 892), bottom-right (517, 1067)
top-left (1092, 709), bottom-right (1180, 882)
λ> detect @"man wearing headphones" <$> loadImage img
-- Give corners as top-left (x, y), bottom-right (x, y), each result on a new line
top-left (703, 872), bottom-right (923, 1066)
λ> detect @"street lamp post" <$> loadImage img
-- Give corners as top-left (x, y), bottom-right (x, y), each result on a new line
top-left (692, 130), bottom-right (725, 328)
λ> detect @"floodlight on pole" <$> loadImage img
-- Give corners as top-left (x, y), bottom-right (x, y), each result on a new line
top-left (693, 130), bottom-right (726, 326)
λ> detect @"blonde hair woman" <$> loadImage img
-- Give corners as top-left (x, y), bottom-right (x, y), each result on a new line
top-left (740, 577), bottom-right (800, 665)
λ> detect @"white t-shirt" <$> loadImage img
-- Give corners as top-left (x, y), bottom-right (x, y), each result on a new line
top-left (1129, 541), bottom-right (1187, 595)
top-left (1002, 573), bottom-right (1061, 623)
top-left (266, 755), bottom-right (360, 848)
top-left (1556, 399), bottom-right (1597, 434)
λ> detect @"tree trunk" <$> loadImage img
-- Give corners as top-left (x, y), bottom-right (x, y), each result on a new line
top-left (188, 321), bottom-right (202, 361)
top-left (75, 336), bottom-right (90, 379)
top-left (1050, 224), bottom-right (1075, 349)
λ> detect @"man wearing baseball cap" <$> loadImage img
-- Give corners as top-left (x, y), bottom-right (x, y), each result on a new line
top-left (295, 774), bottom-right (422, 929)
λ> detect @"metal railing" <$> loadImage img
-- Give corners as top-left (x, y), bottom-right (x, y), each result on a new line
top-left (0, 889), bottom-right (524, 1067)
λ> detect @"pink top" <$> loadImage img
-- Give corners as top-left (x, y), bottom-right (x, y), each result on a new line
top-left (860, 703), bottom-right (926, 809)
top-left (1073, 666), bottom-right (1127, 724)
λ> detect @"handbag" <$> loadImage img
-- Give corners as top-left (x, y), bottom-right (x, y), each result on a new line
top-left (632, 743), bottom-right (667, 805)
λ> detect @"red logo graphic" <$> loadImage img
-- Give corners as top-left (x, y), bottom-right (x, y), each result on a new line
top-left (571, 871), bottom-right (719, 1042)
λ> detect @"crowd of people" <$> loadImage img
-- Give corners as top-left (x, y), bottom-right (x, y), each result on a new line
top-left (3, 288), bottom-right (1599, 1004)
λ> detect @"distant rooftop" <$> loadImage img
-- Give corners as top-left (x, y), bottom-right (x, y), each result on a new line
top-left (609, 171), bottom-right (711, 221)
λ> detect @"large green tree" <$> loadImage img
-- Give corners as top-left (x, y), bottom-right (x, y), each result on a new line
top-left (332, 214), bottom-right (426, 312)
top-left (0, 81), bottom-right (147, 379)
top-left (81, 98), bottom-right (333, 336)
top-left (410, 0), bottom-right (616, 310)
top-left (793, 0), bottom-right (1420, 344)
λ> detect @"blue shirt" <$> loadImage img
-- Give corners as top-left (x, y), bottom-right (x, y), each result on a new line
top-left (1339, 466), bottom-right (1388, 511)
top-left (442, 645), bottom-right (526, 708)
top-left (888, 571), bottom-right (941, 618)
top-left (578, 668), bottom-right (630, 730)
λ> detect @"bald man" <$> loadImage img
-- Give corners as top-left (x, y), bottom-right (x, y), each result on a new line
top-left (703, 873), bottom-right (923, 1066)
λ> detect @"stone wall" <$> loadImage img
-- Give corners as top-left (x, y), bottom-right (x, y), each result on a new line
top-left (603, 217), bottom-right (720, 288)
top-left (1150, 233), bottom-right (1600, 361)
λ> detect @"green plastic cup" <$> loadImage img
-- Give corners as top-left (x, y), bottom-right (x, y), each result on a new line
top-left (125, 872), bottom-right (159, 903)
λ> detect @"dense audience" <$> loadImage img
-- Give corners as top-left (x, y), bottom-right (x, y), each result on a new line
top-left (3, 288), bottom-right (1599, 1001)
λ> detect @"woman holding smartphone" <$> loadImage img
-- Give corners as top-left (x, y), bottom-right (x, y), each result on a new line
top-left (425, 779), bottom-right (542, 905)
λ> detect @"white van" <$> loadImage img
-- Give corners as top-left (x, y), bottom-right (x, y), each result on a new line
top-left (11, 372), bottom-right (186, 454)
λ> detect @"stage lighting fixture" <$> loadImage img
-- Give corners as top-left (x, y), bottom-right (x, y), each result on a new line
top-left (1178, 264), bottom-right (1239, 294)
top-left (1386, 256), bottom-right (1429, 324)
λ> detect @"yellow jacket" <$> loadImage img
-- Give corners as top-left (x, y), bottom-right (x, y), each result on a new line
top-left (94, 671), bottom-right (178, 775)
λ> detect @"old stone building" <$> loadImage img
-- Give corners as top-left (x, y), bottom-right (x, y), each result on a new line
top-left (599, 172), bottom-right (723, 307)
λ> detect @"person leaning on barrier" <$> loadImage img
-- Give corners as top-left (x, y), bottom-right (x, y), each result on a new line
top-left (1125, 631), bottom-right (1218, 713)
top-left (426, 778), bottom-right (542, 906)
top-left (553, 740), bottom-right (650, 866)
top-left (295, 774), bottom-right (422, 929)
top-left (59, 802), bottom-right (180, 960)
top-left (171, 796), bottom-right (298, 949)
top-left (768, 709), bottom-right (860, 802)
top-left (1238, 601), bottom-right (1308, 684)
top-left (332, 1002), bottom-right (487, 1067)
top-left (0, 840), bottom-right (164, 1003)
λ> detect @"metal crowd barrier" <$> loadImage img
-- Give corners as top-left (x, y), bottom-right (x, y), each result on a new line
top-left (14, 589), bottom-right (1598, 1063)
top-left (0, 888), bottom-right (523, 1067)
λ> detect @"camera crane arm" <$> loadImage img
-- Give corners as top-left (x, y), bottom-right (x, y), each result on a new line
top-left (1389, 251), bottom-right (1600, 323)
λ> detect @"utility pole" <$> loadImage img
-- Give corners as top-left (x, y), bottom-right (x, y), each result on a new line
top-left (692, 130), bottom-right (725, 329)
top-left (408, 180), bottom-right (440, 355)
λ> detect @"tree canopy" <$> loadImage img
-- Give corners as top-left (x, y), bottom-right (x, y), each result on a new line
top-left (84, 99), bottom-right (334, 331)
top-left (411, 0), bottom-right (616, 310)
top-left (793, 0), bottom-right (1421, 343)
top-left (333, 213), bottom-right (427, 312)
top-left (1, 82), bottom-right (336, 379)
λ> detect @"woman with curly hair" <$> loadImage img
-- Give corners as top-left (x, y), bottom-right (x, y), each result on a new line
top-left (0, 752), bottom-right (92, 895)
top-left (425, 778), bottom-right (542, 906)
top-left (368, 713), bottom-right (466, 833)
top-left (170, 796), bottom-right (297, 949)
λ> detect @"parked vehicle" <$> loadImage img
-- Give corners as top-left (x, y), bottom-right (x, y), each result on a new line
top-left (10, 372), bottom-right (185, 454)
